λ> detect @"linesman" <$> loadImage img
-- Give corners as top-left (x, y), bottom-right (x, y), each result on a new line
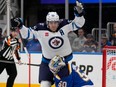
top-left (0, 27), bottom-right (21, 87)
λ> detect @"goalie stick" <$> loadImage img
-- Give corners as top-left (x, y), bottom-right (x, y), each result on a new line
top-left (0, 60), bottom-right (40, 66)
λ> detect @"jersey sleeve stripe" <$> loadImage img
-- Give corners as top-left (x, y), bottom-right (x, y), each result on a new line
top-left (25, 28), bottom-right (30, 39)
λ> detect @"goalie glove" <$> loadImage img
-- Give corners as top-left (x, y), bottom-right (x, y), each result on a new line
top-left (11, 18), bottom-right (23, 28)
top-left (49, 55), bottom-right (66, 74)
top-left (74, 1), bottom-right (84, 16)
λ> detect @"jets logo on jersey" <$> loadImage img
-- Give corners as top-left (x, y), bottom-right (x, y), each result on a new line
top-left (49, 37), bottom-right (64, 49)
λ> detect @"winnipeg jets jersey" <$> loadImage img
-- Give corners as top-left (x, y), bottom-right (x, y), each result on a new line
top-left (20, 16), bottom-right (85, 59)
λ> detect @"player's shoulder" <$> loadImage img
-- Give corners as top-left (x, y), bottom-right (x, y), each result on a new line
top-left (59, 19), bottom-right (69, 28)
top-left (32, 22), bottom-right (48, 31)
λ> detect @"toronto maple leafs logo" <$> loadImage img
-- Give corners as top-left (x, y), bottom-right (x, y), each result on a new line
top-left (49, 37), bottom-right (64, 49)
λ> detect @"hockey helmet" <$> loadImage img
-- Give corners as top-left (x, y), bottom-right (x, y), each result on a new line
top-left (46, 12), bottom-right (59, 22)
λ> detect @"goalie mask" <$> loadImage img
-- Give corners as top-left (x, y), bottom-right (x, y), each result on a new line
top-left (49, 55), bottom-right (66, 74)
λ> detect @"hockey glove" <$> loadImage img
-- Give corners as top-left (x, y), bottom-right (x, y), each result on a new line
top-left (49, 55), bottom-right (66, 74)
top-left (11, 18), bottom-right (23, 28)
top-left (74, 1), bottom-right (84, 16)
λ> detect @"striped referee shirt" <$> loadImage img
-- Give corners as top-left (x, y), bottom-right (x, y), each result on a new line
top-left (0, 35), bottom-right (20, 60)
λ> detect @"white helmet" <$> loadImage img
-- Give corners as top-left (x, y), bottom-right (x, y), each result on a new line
top-left (46, 12), bottom-right (59, 22)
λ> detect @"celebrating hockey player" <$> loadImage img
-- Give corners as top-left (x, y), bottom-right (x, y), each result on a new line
top-left (10, 1), bottom-right (93, 87)
top-left (0, 27), bottom-right (21, 87)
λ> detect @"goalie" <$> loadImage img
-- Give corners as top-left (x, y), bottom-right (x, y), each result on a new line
top-left (11, 1), bottom-right (87, 87)
top-left (49, 55), bottom-right (94, 87)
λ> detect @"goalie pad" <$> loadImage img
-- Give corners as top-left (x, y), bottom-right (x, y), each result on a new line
top-left (49, 55), bottom-right (66, 74)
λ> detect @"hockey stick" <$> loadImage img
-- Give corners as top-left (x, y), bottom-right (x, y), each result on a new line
top-left (0, 60), bottom-right (40, 66)
top-left (10, 6), bottom-right (32, 87)
top-left (10, 8), bottom-right (32, 61)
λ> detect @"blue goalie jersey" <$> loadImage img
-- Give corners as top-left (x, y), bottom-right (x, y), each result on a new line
top-left (54, 65), bottom-right (94, 87)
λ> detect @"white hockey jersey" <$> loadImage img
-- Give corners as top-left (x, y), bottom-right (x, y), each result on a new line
top-left (20, 16), bottom-right (85, 59)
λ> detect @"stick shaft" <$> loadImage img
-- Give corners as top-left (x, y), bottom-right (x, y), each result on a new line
top-left (0, 60), bottom-right (40, 66)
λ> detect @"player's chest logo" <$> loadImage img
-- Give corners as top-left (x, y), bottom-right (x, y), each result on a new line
top-left (49, 37), bottom-right (64, 49)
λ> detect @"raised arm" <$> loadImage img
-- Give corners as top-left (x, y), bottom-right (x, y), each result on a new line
top-left (10, 18), bottom-right (39, 39)
top-left (61, 1), bottom-right (85, 33)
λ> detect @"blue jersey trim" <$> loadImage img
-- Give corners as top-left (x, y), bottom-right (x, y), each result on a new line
top-left (25, 29), bottom-right (30, 39)
top-left (74, 13), bottom-right (79, 17)
top-left (42, 53), bottom-right (73, 64)
top-left (29, 27), bottom-right (36, 39)
top-left (42, 57), bottom-right (50, 63)
top-left (72, 22), bottom-right (80, 30)
top-left (65, 54), bottom-right (73, 63)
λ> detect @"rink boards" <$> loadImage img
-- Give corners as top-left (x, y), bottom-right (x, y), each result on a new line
top-left (0, 53), bottom-right (103, 87)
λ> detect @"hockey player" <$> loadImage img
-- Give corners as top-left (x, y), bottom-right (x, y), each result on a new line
top-left (11, 1), bottom-right (85, 87)
top-left (49, 55), bottom-right (94, 87)
top-left (0, 27), bottom-right (21, 87)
